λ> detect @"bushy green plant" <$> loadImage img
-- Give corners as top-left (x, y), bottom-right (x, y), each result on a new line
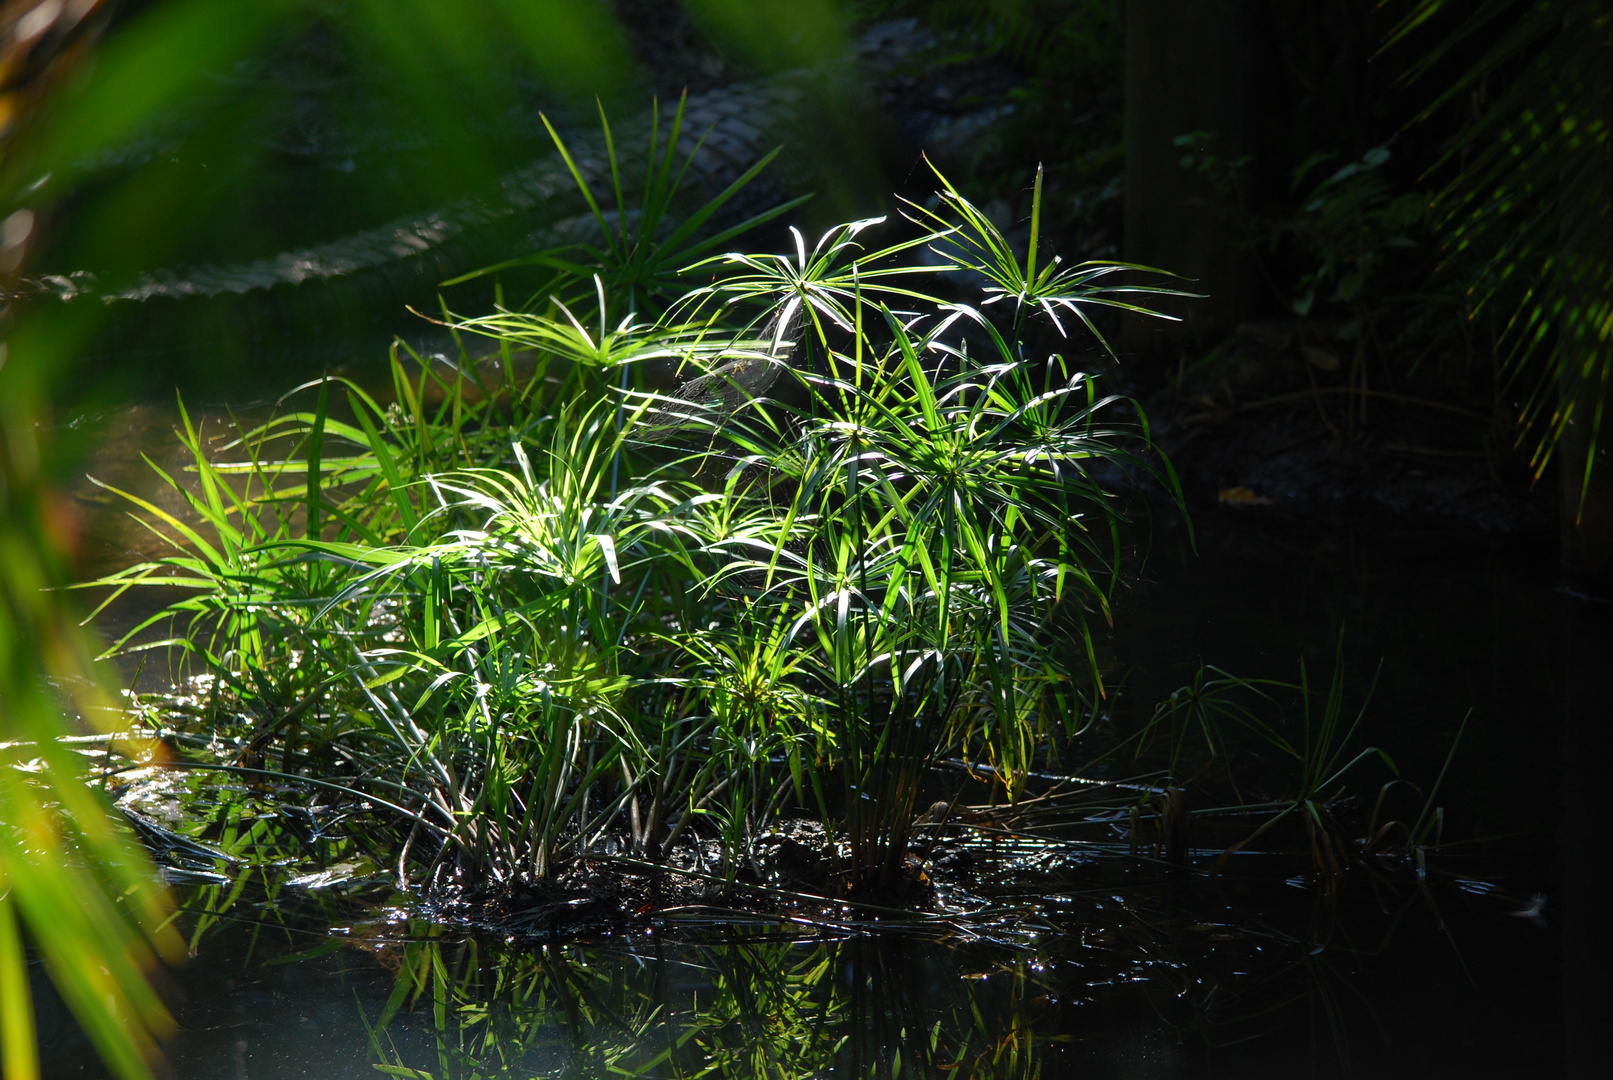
top-left (1283, 146), bottom-right (1428, 323)
top-left (92, 163), bottom-right (1181, 896)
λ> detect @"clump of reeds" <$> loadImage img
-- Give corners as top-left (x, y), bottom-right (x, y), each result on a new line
top-left (89, 153), bottom-right (1188, 898)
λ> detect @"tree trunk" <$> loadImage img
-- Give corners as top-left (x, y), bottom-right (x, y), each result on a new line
top-left (1122, 2), bottom-right (1404, 356)
top-left (1559, 597), bottom-right (1613, 1077)
top-left (1122, 0), bottom-right (1263, 350)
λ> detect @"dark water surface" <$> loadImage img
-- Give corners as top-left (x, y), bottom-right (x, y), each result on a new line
top-left (46, 427), bottom-right (1582, 1076)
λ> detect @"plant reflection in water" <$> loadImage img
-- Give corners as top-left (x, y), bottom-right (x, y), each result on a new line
top-left (127, 819), bottom-right (1522, 1080)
